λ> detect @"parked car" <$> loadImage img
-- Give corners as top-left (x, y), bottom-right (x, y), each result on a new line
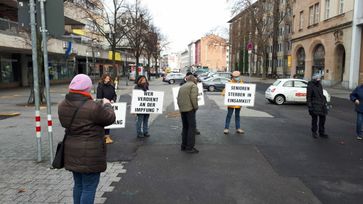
top-left (200, 72), bottom-right (232, 82)
top-left (202, 77), bottom-right (230, 92)
top-left (265, 79), bottom-right (331, 105)
top-left (198, 72), bottom-right (215, 81)
top-left (163, 73), bottom-right (185, 84)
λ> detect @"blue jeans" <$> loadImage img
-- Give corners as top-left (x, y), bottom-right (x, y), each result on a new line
top-left (357, 112), bottom-right (363, 137)
top-left (72, 172), bottom-right (100, 204)
top-left (224, 108), bottom-right (241, 129)
top-left (136, 114), bottom-right (150, 134)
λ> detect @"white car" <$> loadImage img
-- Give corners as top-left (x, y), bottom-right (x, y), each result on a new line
top-left (265, 79), bottom-right (331, 105)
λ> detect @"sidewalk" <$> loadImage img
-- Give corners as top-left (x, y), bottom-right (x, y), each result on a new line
top-left (0, 82), bottom-right (133, 203)
top-left (242, 76), bottom-right (352, 100)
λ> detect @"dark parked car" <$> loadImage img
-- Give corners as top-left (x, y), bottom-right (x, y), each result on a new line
top-left (202, 77), bottom-right (230, 92)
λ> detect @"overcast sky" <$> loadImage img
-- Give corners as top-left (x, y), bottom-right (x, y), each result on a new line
top-left (140, 0), bottom-right (233, 53)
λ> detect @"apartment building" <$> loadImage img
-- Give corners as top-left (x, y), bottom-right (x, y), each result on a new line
top-left (0, 0), bottom-right (120, 88)
top-left (228, 0), bottom-right (292, 77)
top-left (291, 0), bottom-right (354, 87)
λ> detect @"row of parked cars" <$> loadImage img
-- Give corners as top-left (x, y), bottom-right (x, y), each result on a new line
top-left (162, 71), bottom-right (331, 105)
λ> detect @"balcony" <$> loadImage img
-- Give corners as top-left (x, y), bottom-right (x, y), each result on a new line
top-left (0, 17), bottom-right (18, 34)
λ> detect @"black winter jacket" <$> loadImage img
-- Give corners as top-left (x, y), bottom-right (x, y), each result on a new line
top-left (307, 80), bottom-right (327, 116)
top-left (350, 85), bottom-right (363, 113)
top-left (97, 83), bottom-right (117, 102)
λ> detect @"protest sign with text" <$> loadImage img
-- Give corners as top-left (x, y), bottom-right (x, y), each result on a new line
top-left (224, 83), bottom-right (256, 107)
top-left (172, 83), bottom-right (205, 111)
top-left (131, 90), bottom-right (164, 114)
top-left (105, 102), bottom-right (127, 129)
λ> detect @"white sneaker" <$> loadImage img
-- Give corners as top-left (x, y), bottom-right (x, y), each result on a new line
top-left (357, 136), bottom-right (362, 140)
top-left (224, 129), bottom-right (229, 134)
top-left (237, 129), bottom-right (245, 134)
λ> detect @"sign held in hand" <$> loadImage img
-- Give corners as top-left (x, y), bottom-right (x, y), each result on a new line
top-left (131, 90), bottom-right (164, 114)
top-left (224, 83), bottom-right (256, 107)
top-left (105, 102), bottom-right (127, 129)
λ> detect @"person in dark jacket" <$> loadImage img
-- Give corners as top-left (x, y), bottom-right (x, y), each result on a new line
top-left (307, 73), bottom-right (328, 138)
top-left (97, 73), bottom-right (117, 144)
top-left (177, 75), bottom-right (199, 153)
top-left (134, 75), bottom-right (151, 138)
top-left (350, 84), bottom-right (363, 140)
top-left (58, 74), bottom-right (115, 204)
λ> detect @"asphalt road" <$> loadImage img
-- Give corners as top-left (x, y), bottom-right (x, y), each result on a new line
top-left (105, 80), bottom-right (362, 204)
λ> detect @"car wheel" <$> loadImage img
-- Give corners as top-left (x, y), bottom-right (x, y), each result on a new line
top-left (274, 95), bottom-right (285, 105)
top-left (169, 79), bottom-right (175, 84)
top-left (208, 86), bottom-right (216, 92)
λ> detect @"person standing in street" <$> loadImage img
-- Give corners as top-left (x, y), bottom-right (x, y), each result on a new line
top-left (222, 71), bottom-right (244, 134)
top-left (177, 75), bottom-right (199, 153)
top-left (134, 75), bottom-right (151, 138)
top-left (307, 73), bottom-right (329, 138)
top-left (180, 72), bottom-right (201, 135)
top-left (97, 73), bottom-right (117, 144)
top-left (350, 84), bottom-right (363, 140)
top-left (58, 74), bottom-right (115, 204)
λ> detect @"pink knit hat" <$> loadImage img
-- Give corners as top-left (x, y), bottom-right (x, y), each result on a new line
top-left (69, 74), bottom-right (92, 92)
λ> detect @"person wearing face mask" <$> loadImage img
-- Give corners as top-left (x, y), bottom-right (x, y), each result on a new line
top-left (222, 71), bottom-right (244, 134)
top-left (307, 73), bottom-right (328, 139)
top-left (134, 75), bottom-right (151, 138)
top-left (97, 73), bottom-right (117, 144)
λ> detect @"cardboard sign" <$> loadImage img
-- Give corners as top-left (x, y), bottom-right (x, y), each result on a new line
top-left (131, 90), bottom-right (164, 114)
top-left (224, 83), bottom-right (256, 107)
top-left (105, 102), bottom-right (127, 129)
top-left (172, 83), bottom-right (205, 111)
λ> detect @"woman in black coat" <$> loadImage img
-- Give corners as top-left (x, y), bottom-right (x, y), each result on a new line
top-left (97, 73), bottom-right (117, 144)
top-left (307, 73), bottom-right (328, 138)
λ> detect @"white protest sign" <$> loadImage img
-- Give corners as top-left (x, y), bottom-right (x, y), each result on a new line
top-left (131, 90), bottom-right (164, 114)
top-left (224, 83), bottom-right (256, 107)
top-left (105, 102), bottom-right (127, 129)
top-left (172, 83), bottom-right (205, 111)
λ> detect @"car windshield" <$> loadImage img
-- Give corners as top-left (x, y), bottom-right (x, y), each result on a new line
top-left (272, 80), bottom-right (281, 86)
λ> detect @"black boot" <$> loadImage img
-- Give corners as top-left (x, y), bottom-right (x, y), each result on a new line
top-left (312, 132), bottom-right (318, 139)
top-left (319, 133), bottom-right (329, 138)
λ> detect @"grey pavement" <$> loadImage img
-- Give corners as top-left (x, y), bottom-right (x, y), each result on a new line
top-left (0, 79), bottom-right (132, 203)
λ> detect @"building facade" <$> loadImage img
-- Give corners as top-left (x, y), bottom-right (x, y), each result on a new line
top-left (350, 0), bottom-right (363, 88)
top-left (0, 0), bottom-right (130, 89)
top-left (291, 0), bottom-right (354, 88)
top-left (199, 34), bottom-right (228, 72)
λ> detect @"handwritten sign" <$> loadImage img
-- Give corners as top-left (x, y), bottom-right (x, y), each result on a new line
top-left (105, 103), bottom-right (127, 129)
top-left (224, 83), bottom-right (256, 107)
top-left (172, 83), bottom-right (205, 111)
top-left (131, 90), bottom-right (164, 114)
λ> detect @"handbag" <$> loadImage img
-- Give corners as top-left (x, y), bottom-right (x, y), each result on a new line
top-left (52, 100), bottom-right (87, 169)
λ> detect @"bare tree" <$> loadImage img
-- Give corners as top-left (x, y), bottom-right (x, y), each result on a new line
top-left (123, 0), bottom-right (152, 79)
top-left (75, 0), bottom-right (131, 77)
top-left (143, 25), bottom-right (159, 80)
top-left (229, 0), bottom-right (292, 78)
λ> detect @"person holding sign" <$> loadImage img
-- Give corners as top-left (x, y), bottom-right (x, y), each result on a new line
top-left (177, 75), bottom-right (199, 153)
top-left (134, 75), bottom-right (151, 138)
top-left (97, 74), bottom-right (117, 144)
top-left (222, 71), bottom-right (244, 134)
top-left (58, 74), bottom-right (115, 204)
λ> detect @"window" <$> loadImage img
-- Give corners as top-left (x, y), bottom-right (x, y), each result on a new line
top-left (283, 81), bottom-right (293, 87)
top-left (338, 0), bottom-right (344, 14)
top-left (314, 3), bottom-right (320, 23)
top-left (325, 0), bottom-right (330, 19)
top-left (309, 6), bottom-right (314, 25)
top-left (299, 11), bottom-right (304, 30)
top-left (294, 81), bottom-right (307, 88)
